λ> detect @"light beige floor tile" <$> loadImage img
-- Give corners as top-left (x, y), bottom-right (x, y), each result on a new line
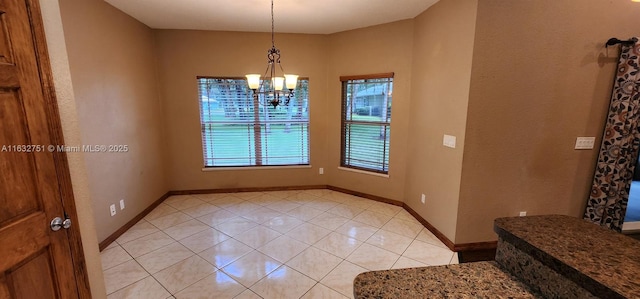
top-left (365, 202), bottom-right (402, 217)
top-left (320, 261), bottom-right (367, 298)
top-left (402, 239), bottom-right (454, 266)
top-left (234, 225), bottom-right (282, 249)
top-left (313, 232), bottom-right (362, 259)
top-left (197, 209), bottom-right (237, 227)
top-left (286, 223), bottom-right (331, 245)
top-left (234, 289), bottom-right (262, 299)
top-left (266, 200), bottom-right (302, 213)
top-left (450, 252), bottom-right (459, 264)
top-left (239, 206), bottom-right (283, 223)
top-left (250, 266), bottom-right (316, 299)
top-left (214, 217), bottom-right (259, 236)
top-left (233, 192), bottom-right (265, 200)
top-left (116, 220), bottom-right (159, 244)
top-left (342, 198), bottom-right (374, 210)
top-left (319, 191), bottom-right (351, 203)
top-left (352, 210), bottom-right (392, 228)
top-left (391, 256), bottom-right (428, 269)
top-left (301, 283), bottom-right (349, 299)
top-left (286, 206), bottom-right (324, 221)
top-left (164, 219), bottom-right (210, 240)
top-left (153, 255), bottom-right (216, 294)
top-left (304, 199), bottom-right (340, 211)
top-left (144, 204), bottom-right (179, 221)
top-left (225, 201), bottom-right (263, 216)
top-left (208, 196), bottom-right (245, 208)
top-left (174, 270), bottom-right (245, 299)
top-left (148, 212), bottom-right (192, 230)
top-left (286, 247), bottom-right (342, 281)
top-left (101, 245), bottom-right (132, 270)
top-left (163, 195), bottom-right (192, 206)
top-left (393, 209), bottom-right (418, 222)
top-left (415, 228), bottom-right (448, 249)
top-left (191, 193), bottom-right (233, 202)
top-left (334, 221), bottom-right (378, 242)
top-left (103, 260), bottom-right (149, 294)
top-left (248, 193), bottom-right (282, 206)
top-left (107, 276), bottom-right (170, 299)
top-left (266, 190), bottom-right (300, 198)
top-left (309, 212), bottom-right (349, 230)
top-left (258, 235), bottom-right (309, 263)
top-left (302, 189), bottom-right (332, 197)
top-left (287, 192), bottom-right (320, 205)
top-left (192, 193), bottom-right (235, 202)
top-left (164, 195), bottom-right (207, 211)
top-left (221, 250), bottom-right (282, 287)
top-left (326, 204), bottom-right (364, 219)
top-left (198, 238), bottom-right (253, 268)
top-left (346, 243), bottom-right (399, 270)
top-left (365, 230), bottom-right (413, 255)
top-left (137, 242), bottom-right (194, 274)
top-left (380, 218), bottom-right (423, 239)
top-left (179, 227), bottom-right (230, 253)
top-left (104, 241), bottom-right (119, 251)
top-left (120, 231), bottom-right (175, 258)
top-left (262, 215), bottom-right (304, 233)
top-left (181, 203), bottom-right (221, 218)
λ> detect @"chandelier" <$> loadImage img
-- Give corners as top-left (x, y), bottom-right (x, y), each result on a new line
top-left (245, 0), bottom-right (298, 108)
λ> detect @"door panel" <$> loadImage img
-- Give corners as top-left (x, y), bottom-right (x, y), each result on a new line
top-left (0, 0), bottom-right (80, 298)
top-left (0, 90), bottom-right (39, 223)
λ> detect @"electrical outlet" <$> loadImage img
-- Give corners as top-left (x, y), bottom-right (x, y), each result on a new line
top-left (110, 204), bottom-right (117, 216)
top-left (574, 137), bottom-right (595, 150)
top-left (120, 199), bottom-right (125, 210)
top-left (519, 211), bottom-right (527, 217)
top-left (443, 134), bottom-right (456, 148)
top-left (421, 194), bottom-right (426, 204)
top-left (319, 168), bottom-right (324, 175)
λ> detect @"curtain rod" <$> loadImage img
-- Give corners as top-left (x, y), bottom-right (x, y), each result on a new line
top-left (606, 37), bottom-right (638, 47)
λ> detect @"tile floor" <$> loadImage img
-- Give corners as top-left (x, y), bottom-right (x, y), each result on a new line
top-left (101, 189), bottom-right (458, 299)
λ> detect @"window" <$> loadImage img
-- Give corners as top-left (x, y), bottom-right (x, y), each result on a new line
top-left (197, 77), bottom-right (309, 167)
top-left (340, 73), bottom-right (393, 174)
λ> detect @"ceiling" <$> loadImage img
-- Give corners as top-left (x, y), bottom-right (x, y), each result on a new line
top-left (104, 0), bottom-right (439, 34)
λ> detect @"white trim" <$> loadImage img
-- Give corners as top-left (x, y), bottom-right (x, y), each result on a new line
top-left (202, 165), bottom-right (312, 171)
top-left (622, 221), bottom-right (640, 232)
top-left (338, 166), bottom-right (389, 178)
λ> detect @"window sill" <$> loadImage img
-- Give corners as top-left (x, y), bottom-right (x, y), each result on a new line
top-left (202, 165), bottom-right (312, 171)
top-left (338, 166), bottom-right (389, 178)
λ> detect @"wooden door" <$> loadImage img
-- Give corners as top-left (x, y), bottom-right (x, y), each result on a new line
top-left (0, 0), bottom-right (84, 298)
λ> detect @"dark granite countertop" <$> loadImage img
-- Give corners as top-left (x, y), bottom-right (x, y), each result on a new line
top-left (494, 215), bottom-right (640, 299)
top-left (353, 261), bottom-right (541, 298)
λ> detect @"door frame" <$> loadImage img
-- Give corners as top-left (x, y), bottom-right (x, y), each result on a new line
top-left (26, 0), bottom-right (91, 297)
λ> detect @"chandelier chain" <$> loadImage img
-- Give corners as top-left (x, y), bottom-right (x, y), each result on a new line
top-left (271, 0), bottom-right (275, 48)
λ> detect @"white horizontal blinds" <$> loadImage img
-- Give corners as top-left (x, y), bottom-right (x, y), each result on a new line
top-left (198, 77), bottom-right (309, 167)
top-left (340, 74), bottom-right (393, 174)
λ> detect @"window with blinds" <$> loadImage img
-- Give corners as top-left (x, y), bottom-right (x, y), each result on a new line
top-left (197, 77), bottom-right (309, 167)
top-left (340, 74), bottom-right (393, 174)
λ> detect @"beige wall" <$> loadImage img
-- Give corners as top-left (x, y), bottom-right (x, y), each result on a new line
top-left (403, 0), bottom-right (478, 241)
top-left (326, 20), bottom-right (414, 201)
top-left (40, 0), bottom-right (106, 297)
top-left (154, 30), bottom-right (329, 190)
top-left (59, 0), bottom-right (168, 242)
top-left (456, 0), bottom-right (640, 243)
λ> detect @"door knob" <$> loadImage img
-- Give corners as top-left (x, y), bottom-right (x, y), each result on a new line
top-left (50, 216), bottom-right (72, 231)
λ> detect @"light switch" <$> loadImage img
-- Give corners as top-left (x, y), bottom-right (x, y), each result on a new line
top-left (575, 137), bottom-right (595, 150)
top-left (443, 134), bottom-right (456, 148)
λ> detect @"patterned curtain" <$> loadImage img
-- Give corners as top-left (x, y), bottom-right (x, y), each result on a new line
top-left (584, 38), bottom-right (640, 231)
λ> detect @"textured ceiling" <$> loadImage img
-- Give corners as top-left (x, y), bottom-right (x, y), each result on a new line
top-left (104, 0), bottom-right (439, 34)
